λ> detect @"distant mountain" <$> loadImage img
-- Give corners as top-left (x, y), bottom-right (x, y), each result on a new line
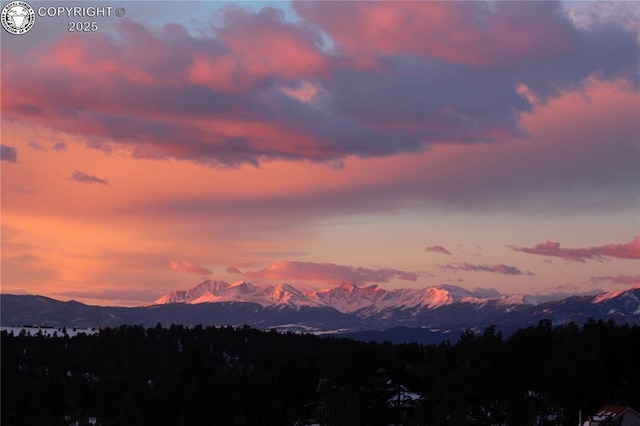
top-left (152, 281), bottom-right (529, 313)
top-left (0, 294), bottom-right (364, 334)
top-left (152, 280), bottom-right (231, 304)
top-left (2, 284), bottom-right (639, 345)
top-left (152, 280), bottom-right (326, 309)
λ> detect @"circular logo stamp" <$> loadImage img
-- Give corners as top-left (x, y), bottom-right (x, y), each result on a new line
top-left (2, 1), bottom-right (35, 35)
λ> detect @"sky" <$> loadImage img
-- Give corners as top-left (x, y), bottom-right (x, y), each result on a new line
top-left (1, 1), bottom-right (639, 307)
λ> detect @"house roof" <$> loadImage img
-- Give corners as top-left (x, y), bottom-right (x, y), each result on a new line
top-left (592, 405), bottom-right (639, 420)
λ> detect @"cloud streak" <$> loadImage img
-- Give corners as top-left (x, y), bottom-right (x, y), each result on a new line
top-left (54, 288), bottom-right (164, 303)
top-left (426, 245), bottom-right (453, 255)
top-left (511, 237), bottom-right (640, 263)
top-left (28, 141), bottom-right (48, 152)
top-left (69, 170), bottom-right (109, 185)
top-left (244, 260), bottom-right (417, 285)
top-left (438, 263), bottom-right (533, 276)
top-left (590, 274), bottom-right (640, 286)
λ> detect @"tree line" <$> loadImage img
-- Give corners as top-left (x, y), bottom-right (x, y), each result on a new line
top-left (2, 318), bottom-right (639, 425)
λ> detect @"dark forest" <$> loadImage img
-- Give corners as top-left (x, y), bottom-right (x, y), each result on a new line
top-left (2, 319), bottom-right (639, 425)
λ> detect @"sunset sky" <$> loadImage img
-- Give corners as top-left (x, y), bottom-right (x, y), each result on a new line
top-left (1, 1), bottom-right (639, 307)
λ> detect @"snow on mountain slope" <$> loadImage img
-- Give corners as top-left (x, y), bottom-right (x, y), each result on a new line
top-left (410, 285), bottom-right (476, 308)
top-left (253, 284), bottom-right (326, 309)
top-left (152, 280), bottom-right (230, 304)
top-left (494, 294), bottom-right (541, 306)
top-left (591, 285), bottom-right (640, 315)
top-left (3, 286), bottom-right (638, 336)
top-left (191, 281), bottom-right (259, 304)
top-left (155, 281), bottom-right (327, 310)
top-left (592, 284), bottom-right (640, 304)
top-left (153, 281), bottom-right (542, 315)
top-left (153, 281), bottom-right (640, 318)
top-left (307, 283), bottom-right (390, 313)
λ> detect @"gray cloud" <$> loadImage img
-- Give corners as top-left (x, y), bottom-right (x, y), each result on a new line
top-left (1, 144), bottom-right (18, 162)
top-left (69, 170), bottom-right (109, 185)
top-left (28, 141), bottom-right (48, 152)
top-left (438, 263), bottom-right (534, 276)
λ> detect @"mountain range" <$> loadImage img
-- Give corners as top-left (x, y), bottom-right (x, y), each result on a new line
top-left (2, 281), bottom-right (639, 344)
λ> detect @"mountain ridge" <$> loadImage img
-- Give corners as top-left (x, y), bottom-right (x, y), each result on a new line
top-left (2, 284), bottom-right (638, 345)
top-left (151, 280), bottom-right (541, 313)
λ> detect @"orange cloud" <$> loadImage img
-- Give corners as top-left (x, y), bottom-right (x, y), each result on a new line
top-left (169, 260), bottom-right (212, 275)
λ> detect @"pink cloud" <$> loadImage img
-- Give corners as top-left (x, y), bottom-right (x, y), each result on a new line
top-left (511, 237), bottom-right (640, 263)
top-left (590, 274), bottom-right (640, 286)
top-left (226, 266), bottom-right (242, 274)
top-left (438, 263), bottom-right (533, 276)
top-left (294, 1), bottom-right (573, 68)
top-left (188, 7), bottom-right (326, 92)
top-left (1, 3), bottom-right (636, 168)
top-left (169, 260), bottom-right (212, 275)
top-left (244, 260), bottom-right (417, 285)
top-left (425, 245), bottom-right (452, 255)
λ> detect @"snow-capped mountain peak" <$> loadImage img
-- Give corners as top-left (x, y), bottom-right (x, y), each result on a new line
top-left (306, 283), bottom-right (391, 313)
top-left (153, 281), bottom-right (536, 314)
top-left (4, 285), bottom-right (638, 343)
top-left (253, 283), bottom-right (325, 309)
top-left (591, 285), bottom-right (640, 315)
top-left (152, 280), bottom-right (230, 304)
top-left (152, 280), bottom-right (640, 321)
top-left (494, 294), bottom-right (540, 306)
top-left (155, 280), bottom-right (328, 310)
top-left (592, 284), bottom-right (640, 304)
top-left (415, 285), bottom-right (474, 308)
